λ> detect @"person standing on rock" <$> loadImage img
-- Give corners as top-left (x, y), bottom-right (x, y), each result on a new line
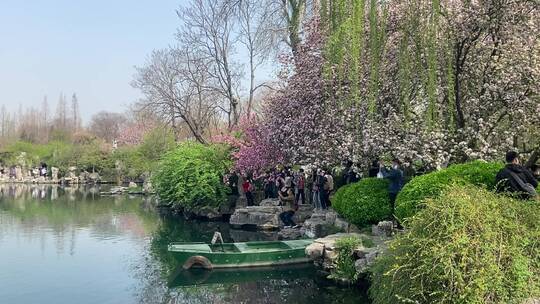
top-left (295, 168), bottom-right (306, 205)
top-left (242, 177), bottom-right (255, 206)
top-left (262, 170), bottom-right (273, 199)
top-left (228, 170), bottom-right (239, 196)
top-left (380, 158), bottom-right (404, 214)
top-left (310, 169), bottom-right (320, 209)
top-left (323, 170), bottom-right (334, 207)
top-left (279, 179), bottom-right (298, 228)
top-left (317, 169), bottom-right (328, 210)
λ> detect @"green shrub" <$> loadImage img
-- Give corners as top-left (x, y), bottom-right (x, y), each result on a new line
top-left (370, 185), bottom-right (540, 304)
top-left (332, 178), bottom-right (392, 228)
top-left (152, 142), bottom-right (232, 210)
top-left (395, 161), bottom-right (504, 221)
top-left (444, 161), bottom-right (505, 189)
top-left (330, 236), bottom-right (362, 282)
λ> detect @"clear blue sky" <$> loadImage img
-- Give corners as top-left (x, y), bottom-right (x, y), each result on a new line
top-left (0, 0), bottom-right (185, 121)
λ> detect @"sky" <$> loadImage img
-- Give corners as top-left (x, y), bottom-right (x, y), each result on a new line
top-left (0, 0), bottom-right (187, 122)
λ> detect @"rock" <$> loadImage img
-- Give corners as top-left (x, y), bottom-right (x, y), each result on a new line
top-left (128, 182), bottom-right (138, 188)
top-left (259, 198), bottom-right (281, 207)
top-left (230, 206), bottom-right (282, 229)
top-left (88, 172), bottom-right (101, 183)
top-left (230, 229), bottom-right (278, 242)
top-left (235, 196), bottom-right (248, 208)
top-left (15, 166), bottom-right (23, 181)
top-left (354, 258), bottom-right (368, 274)
top-left (306, 233), bottom-right (365, 268)
top-left (334, 216), bottom-right (353, 231)
top-left (303, 215), bottom-right (331, 238)
top-left (143, 181), bottom-right (153, 193)
top-left (218, 195), bottom-right (238, 216)
top-left (51, 167), bottom-right (59, 182)
top-left (190, 206), bottom-right (222, 220)
top-left (371, 221), bottom-right (394, 237)
top-left (303, 209), bottom-right (356, 238)
top-left (278, 227), bottom-right (305, 240)
top-left (229, 204), bottom-right (313, 230)
top-left (307, 232), bottom-right (389, 275)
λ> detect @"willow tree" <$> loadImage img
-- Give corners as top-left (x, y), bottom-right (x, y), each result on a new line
top-left (317, 0), bottom-right (539, 167)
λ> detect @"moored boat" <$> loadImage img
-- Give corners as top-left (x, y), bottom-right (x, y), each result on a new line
top-left (168, 239), bottom-right (314, 270)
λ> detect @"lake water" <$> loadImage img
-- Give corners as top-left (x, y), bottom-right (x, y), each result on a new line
top-left (0, 184), bottom-right (368, 304)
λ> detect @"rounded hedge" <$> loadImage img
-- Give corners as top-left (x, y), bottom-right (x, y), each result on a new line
top-left (332, 178), bottom-right (392, 228)
top-left (370, 185), bottom-right (540, 304)
top-left (152, 142), bottom-right (232, 210)
top-left (395, 161), bottom-right (504, 222)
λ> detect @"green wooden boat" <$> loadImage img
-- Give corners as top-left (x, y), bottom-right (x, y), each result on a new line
top-left (168, 239), bottom-right (314, 270)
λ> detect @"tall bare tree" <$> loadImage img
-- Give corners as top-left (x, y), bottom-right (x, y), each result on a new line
top-left (236, 0), bottom-right (275, 117)
top-left (71, 93), bottom-right (81, 131)
top-left (0, 105), bottom-right (8, 139)
top-left (177, 0), bottom-right (242, 128)
top-left (40, 96), bottom-right (50, 142)
top-left (55, 93), bottom-right (68, 130)
top-left (89, 111), bottom-right (126, 143)
top-left (133, 47), bottom-right (219, 144)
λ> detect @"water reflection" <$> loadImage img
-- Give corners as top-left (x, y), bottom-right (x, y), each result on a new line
top-left (0, 184), bottom-right (368, 304)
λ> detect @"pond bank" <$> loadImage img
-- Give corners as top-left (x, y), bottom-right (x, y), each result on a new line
top-left (0, 183), bottom-right (371, 303)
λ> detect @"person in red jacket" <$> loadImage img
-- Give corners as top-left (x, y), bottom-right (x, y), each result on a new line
top-left (242, 177), bottom-right (255, 206)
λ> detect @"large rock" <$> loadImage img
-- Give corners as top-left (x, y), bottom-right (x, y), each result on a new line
top-left (259, 198), bottom-right (281, 207)
top-left (303, 209), bottom-right (360, 238)
top-left (88, 172), bottom-right (101, 183)
top-left (306, 233), bottom-right (362, 262)
top-left (278, 227), bottom-right (305, 240)
top-left (230, 204), bottom-right (313, 230)
top-left (143, 180), bottom-right (153, 193)
top-left (15, 166), bottom-right (23, 181)
top-left (51, 167), bottom-right (59, 182)
top-left (371, 221), bottom-right (395, 237)
top-left (306, 232), bottom-right (389, 275)
top-left (230, 205), bottom-right (282, 229)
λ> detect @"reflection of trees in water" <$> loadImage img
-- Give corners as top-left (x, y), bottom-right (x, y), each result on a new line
top-left (0, 185), bottom-right (368, 303)
top-left (0, 184), bottom-right (159, 256)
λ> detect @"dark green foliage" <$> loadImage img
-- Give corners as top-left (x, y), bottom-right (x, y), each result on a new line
top-left (370, 185), bottom-right (540, 304)
top-left (444, 161), bottom-right (505, 189)
top-left (395, 161), bottom-right (504, 221)
top-left (152, 142), bottom-right (232, 210)
top-left (332, 178), bottom-right (392, 228)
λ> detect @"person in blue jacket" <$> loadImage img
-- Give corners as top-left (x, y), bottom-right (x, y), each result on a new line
top-left (380, 158), bottom-right (404, 214)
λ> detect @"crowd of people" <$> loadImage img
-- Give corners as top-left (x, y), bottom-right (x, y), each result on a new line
top-left (224, 151), bottom-right (539, 228)
top-left (225, 160), bottom-right (406, 228)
